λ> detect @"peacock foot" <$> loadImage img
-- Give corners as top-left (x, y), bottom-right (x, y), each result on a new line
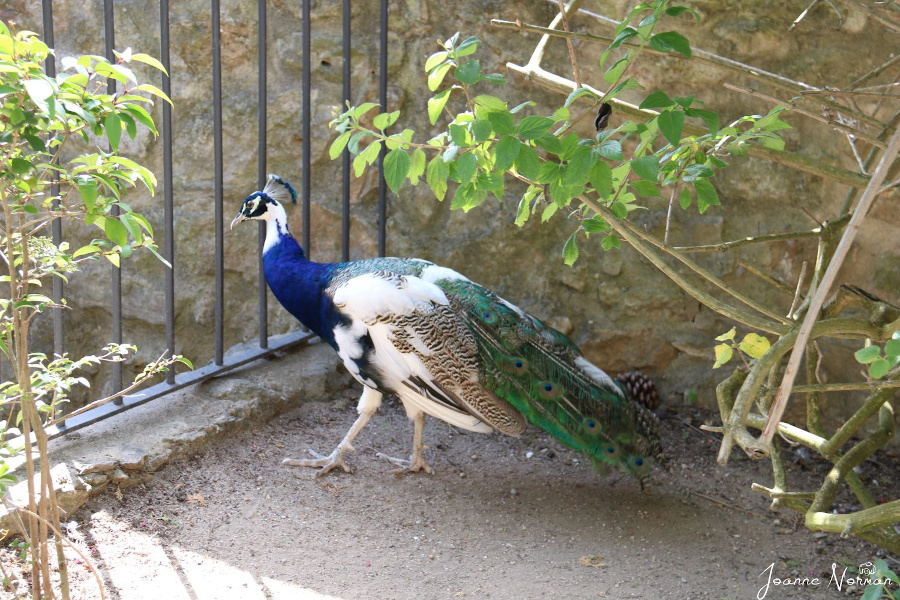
top-left (375, 451), bottom-right (435, 475)
top-left (282, 448), bottom-right (353, 477)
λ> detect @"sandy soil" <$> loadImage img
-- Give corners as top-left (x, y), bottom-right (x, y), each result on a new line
top-left (2, 394), bottom-right (897, 599)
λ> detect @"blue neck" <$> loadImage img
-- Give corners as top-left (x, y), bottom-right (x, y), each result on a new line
top-left (262, 229), bottom-right (339, 343)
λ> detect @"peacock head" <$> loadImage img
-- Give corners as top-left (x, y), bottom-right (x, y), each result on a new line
top-left (230, 174), bottom-right (297, 230)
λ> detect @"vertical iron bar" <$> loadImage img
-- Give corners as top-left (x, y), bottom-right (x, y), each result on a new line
top-left (301, 0), bottom-right (311, 255)
top-left (212, 0), bottom-right (225, 366)
top-left (161, 0), bottom-right (176, 385)
top-left (377, 0), bottom-right (388, 257)
top-left (341, 0), bottom-right (351, 261)
top-left (105, 0), bottom-right (124, 398)
top-left (43, 0), bottom-right (64, 356)
top-left (257, 0), bottom-right (268, 349)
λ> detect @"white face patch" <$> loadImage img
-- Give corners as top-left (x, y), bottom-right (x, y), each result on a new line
top-left (261, 201), bottom-right (290, 254)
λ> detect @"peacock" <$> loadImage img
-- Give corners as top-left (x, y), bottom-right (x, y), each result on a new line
top-left (231, 175), bottom-right (663, 479)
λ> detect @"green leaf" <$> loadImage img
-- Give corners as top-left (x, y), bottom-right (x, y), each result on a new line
top-left (541, 202), bottom-right (559, 222)
top-left (640, 90), bottom-right (675, 109)
top-left (408, 149), bottom-right (426, 185)
top-left (350, 102), bottom-right (380, 120)
top-left (596, 140), bottom-right (623, 161)
top-left (486, 110), bottom-right (515, 135)
top-left (610, 202), bottom-right (628, 218)
top-left (76, 177), bottom-right (98, 212)
top-left (685, 108), bottom-right (720, 133)
top-left (517, 116), bottom-right (553, 140)
top-left (104, 218), bottom-right (128, 247)
top-left (449, 124), bottom-right (469, 147)
top-left (457, 36), bottom-right (479, 57)
top-left (666, 6), bottom-right (701, 20)
top-left (631, 155), bottom-right (659, 181)
top-left (471, 119), bottom-right (492, 143)
top-left (658, 110), bottom-right (684, 145)
top-left (455, 59), bottom-right (481, 85)
top-left (678, 187), bottom-right (692, 209)
top-left (494, 136), bottom-right (522, 172)
top-left (134, 83), bottom-right (173, 106)
top-left (427, 88), bottom-right (452, 125)
top-left (739, 333), bottom-right (771, 359)
top-left (474, 94), bottom-right (508, 117)
top-left (884, 339), bottom-right (900, 360)
top-left (713, 343), bottom-right (733, 368)
top-left (456, 152), bottom-right (478, 185)
top-left (600, 234), bottom-right (620, 250)
top-left (582, 217), bottom-right (609, 234)
top-left (352, 141), bottom-right (382, 177)
top-left (606, 77), bottom-right (644, 99)
top-left (609, 27), bottom-right (638, 50)
top-left (373, 110), bottom-right (400, 130)
top-left (604, 57), bottom-right (629, 85)
top-left (564, 87), bottom-right (599, 108)
top-left (514, 145), bottom-right (541, 180)
top-left (72, 244), bottom-right (101, 259)
top-left (631, 180), bottom-right (661, 197)
top-left (649, 31), bottom-right (691, 57)
top-left (10, 158), bottom-right (32, 175)
top-left (427, 62), bottom-right (453, 91)
top-left (129, 52), bottom-right (168, 74)
top-left (564, 146), bottom-right (594, 187)
top-left (715, 327), bottom-right (737, 342)
top-left (23, 78), bottom-right (53, 106)
top-left (563, 231), bottom-right (579, 266)
top-left (869, 358), bottom-right (891, 379)
top-left (515, 186), bottom-right (540, 227)
top-left (694, 178), bottom-right (720, 213)
top-left (426, 155), bottom-right (450, 201)
top-left (383, 148), bottom-right (410, 192)
top-left (589, 161), bottom-right (612, 198)
top-left (424, 50), bottom-right (449, 72)
top-left (855, 345), bottom-right (881, 364)
top-left (104, 113), bottom-right (122, 151)
top-left (329, 131), bottom-right (352, 160)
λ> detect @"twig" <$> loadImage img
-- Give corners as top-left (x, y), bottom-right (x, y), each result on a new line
top-left (789, 0), bottom-right (825, 31)
top-left (738, 261), bottom-right (795, 295)
top-left (664, 187), bottom-right (676, 245)
top-left (788, 261), bottom-right (808, 318)
top-left (757, 119), bottom-right (900, 454)
top-left (555, 0), bottom-right (582, 88)
top-left (833, 0), bottom-right (900, 33)
top-left (847, 53), bottom-right (900, 91)
top-left (674, 215), bottom-right (850, 253)
top-left (689, 490), bottom-right (769, 518)
top-left (723, 83), bottom-right (887, 149)
top-left (16, 508), bottom-right (107, 600)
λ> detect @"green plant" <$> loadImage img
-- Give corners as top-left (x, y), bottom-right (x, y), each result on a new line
top-left (862, 559), bottom-right (900, 600)
top-left (329, 1), bottom-right (900, 553)
top-left (0, 21), bottom-right (190, 599)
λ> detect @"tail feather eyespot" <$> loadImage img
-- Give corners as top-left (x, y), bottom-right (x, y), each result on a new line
top-left (582, 417), bottom-right (602, 435)
top-left (600, 441), bottom-right (621, 463)
top-left (626, 454), bottom-right (651, 477)
top-left (505, 356), bottom-right (529, 375)
top-left (537, 380), bottom-right (563, 400)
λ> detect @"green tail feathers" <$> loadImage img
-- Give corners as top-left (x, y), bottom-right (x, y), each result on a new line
top-left (438, 278), bottom-right (663, 478)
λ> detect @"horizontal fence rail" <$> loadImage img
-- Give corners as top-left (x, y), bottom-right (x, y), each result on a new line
top-left (31, 0), bottom-right (392, 439)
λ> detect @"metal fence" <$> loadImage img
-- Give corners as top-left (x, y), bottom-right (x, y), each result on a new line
top-left (36, 0), bottom-right (391, 437)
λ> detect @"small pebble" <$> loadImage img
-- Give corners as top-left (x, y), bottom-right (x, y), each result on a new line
top-left (510, 488), bottom-right (518, 496)
top-left (459, 472), bottom-right (466, 478)
top-left (525, 451), bottom-right (534, 459)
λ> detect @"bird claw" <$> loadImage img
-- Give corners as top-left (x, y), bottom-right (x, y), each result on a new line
top-left (376, 452), bottom-right (435, 475)
top-left (282, 448), bottom-right (353, 477)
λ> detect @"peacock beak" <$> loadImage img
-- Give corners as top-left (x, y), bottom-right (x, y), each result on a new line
top-left (230, 213), bottom-right (248, 230)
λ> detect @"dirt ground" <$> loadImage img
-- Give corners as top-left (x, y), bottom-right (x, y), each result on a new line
top-left (2, 394), bottom-right (898, 600)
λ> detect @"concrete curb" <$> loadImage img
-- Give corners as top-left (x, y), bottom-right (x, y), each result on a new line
top-left (1, 340), bottom-right (351, 536)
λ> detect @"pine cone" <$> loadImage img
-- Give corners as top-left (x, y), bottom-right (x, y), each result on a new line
top-left (615, 371), bottom-right (660, 411)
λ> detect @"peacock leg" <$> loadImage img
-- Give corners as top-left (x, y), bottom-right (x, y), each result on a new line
top-left (282, 386), bottom-right (382, 476)
top-left (376, 407), bottom-right (435, 475)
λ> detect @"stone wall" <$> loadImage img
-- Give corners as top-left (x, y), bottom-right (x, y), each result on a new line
top-left (6, 1), bottom-right (900, 425)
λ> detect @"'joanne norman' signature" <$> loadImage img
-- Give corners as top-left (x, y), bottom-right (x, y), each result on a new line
top-left (757, 562), bottom-right (894, 599)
